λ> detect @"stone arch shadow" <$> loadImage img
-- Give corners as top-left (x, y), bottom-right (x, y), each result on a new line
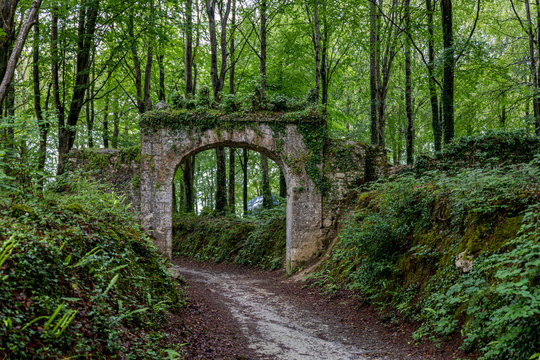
top-left (140, 123), bottom-right (326, 271)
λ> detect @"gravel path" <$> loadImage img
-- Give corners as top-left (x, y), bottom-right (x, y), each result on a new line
top-left (173, 258), bottom-right (474, 360)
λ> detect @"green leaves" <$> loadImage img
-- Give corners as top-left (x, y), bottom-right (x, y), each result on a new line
top-left (0, 176), bottom-right (182, 359)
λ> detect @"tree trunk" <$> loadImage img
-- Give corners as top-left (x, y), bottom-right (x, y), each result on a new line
top-left (185, 0), bottom-right (193, 96)
top-left (112, 93), bottom-right (119, 148)
top-left (33, 16), bottom-right (48, 186)
top-left (405, 0), bottom-right (413, 165)
top-left (261, 153), bottom-right (272, 209)
top-left (279, 170), bottom-right (286, 198)
top-left (193, 0), bottom-right (200, 95)
top-left (313, 0), bottom-right (321, 102)
top-left (183, 155), bottom-right (194, 213)
top-left (158, 54), bottom-right (165, 101)
top-left (536, 0), bottom-right (540, 135)
top-left (242, 149), bottom-right (248, 214)
top-left (52, 4), bottom-right (65, 144)
top-left (369, 0), bottom-right (378, 145)
top-left (57, 0), bottom-right (100, 175)
top-left (218, 0), bottom-right (232, 100)
top-left (144, 44), bottom-right (153, 111)
top-left (86, 59), bottom-right (95, 148)
top-left (426, 0), bottom-right (441, 151)
top-left (0, 0), bottom-right (43, 105)
top-left (229, 0), bottom-right (236, 94)
top-left (205, 0), bottom-right (231, 102)
top-left (86, 91), bottom-right (93, 147)
top-left (260, 0), bottom-right (267, 93)
top-left (441, 0), bottom-right (454, 144)
top-left (321, 2), bottom-right (329, 108)
top-left (144, 0), bottom-right (154, 112)
top-left (215, 146), bottom-right (228, 212)
top-left (128, 12), bottom-right (144, 114)
top-left (206, 0), bottom-right (219, 100)
top-left (102, 93), bottom-right (110, 147)
top-left (228, 148), bottom-right (235, 213)
top-left (525, 0), bottom-right (540, 135)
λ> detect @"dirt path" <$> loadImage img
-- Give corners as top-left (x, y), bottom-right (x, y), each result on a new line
top-left (173, 258), bottom-right (472, 360)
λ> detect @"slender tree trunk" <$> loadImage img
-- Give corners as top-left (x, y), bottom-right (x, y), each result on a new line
top-left (441, 0), bottom-right (454, 144)
top-left (228, 148), bottom-right (235, 213)
top-left (313, 0), bottom-right (321, 102)
top-left (243, 149), bottom-right (248, 214)
top-left (219, 0), bottom-right (232, 99)
top-left (260, 0), bottom-right (267, 93)
top-left (185, 0), bottom-right (194, 96)
top-left (193, 0), bottom-right (200, 95)
top-left (0, 0), bottom-right (43, 105)
top-left (279, 170), bottom-right (286, 198)
top-left (405, 0), bottom-right (413, 165)
top-left (229, 0), bottom-right (236, 94)
top-left (57, 0), bottom-right (100, 175)
top-left (144, 44), bottom-right (153, 111)
top-left (33, 16), bottom-right (48, 186)
top-left (102, 93), bottom-right (110, 148)
top-left (52, 5), bottom-right (65, 141)
top-left (206, 0), bottom-right (219, 100)
top-left (144, 1), bottom-right (154, 112)
top-left (261, 153), bottom-right (272, 209)
top-left (112, 94), bottom-right (119, 149)
top-left (525, 0), bottom-right (540, 135)
top-left (183, 155), bottom-right (194, 212)
top-left (158, 54), bottom-right (165, 101)
top-left (321, 2), bottom-right (329, 108)
top-left (369, 0), bottom-right (378, 145)
top-left (86, 90), bottom-right (93, 147)
top-left (426, 0), bottom-right (441, 151)
top-left (0, 0), bottom-right (17, 84)
top-left (206, 0), bottom-right (231, 102)
top-left (536, 0), bottom-right (540, 134)
top-left (86, 59), bottom-right (95, 148)
top-left (129, 13), bottom-right (144, 114)
top-left (215, 146), bottom-right (227, 212)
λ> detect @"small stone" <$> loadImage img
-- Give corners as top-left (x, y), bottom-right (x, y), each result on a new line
top-left (155, 101), bottom-right (170, 110)
top-left (455, 251), bottom-right (474, 273)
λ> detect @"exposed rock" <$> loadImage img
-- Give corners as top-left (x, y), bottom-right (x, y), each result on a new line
top-left (455, 251), bottom-right (474, 273)
top-left (155, 101), bottom-right (170, 110)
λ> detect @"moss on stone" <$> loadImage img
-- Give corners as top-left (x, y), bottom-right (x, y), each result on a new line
top-left (140, 108), bottom-right (325, 135)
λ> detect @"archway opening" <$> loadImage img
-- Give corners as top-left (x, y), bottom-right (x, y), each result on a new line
top-left (171, 145), bottom-right (288, 270)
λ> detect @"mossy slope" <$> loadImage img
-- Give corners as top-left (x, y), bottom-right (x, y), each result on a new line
top-left (310, 152), bottom-right (540, 360)
top-left (0, 180), bottom-right (183, 359)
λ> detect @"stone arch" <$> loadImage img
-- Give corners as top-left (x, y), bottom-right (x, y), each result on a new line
top-left (140, 123), bottom-right (325, 271)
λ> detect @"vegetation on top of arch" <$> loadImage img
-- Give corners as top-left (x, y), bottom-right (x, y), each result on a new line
top-left (139, 108), bottom-right (326, 135)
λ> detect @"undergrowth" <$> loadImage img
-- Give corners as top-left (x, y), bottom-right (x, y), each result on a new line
top-left (172, 206), bottom-right (286, 270)
top-left (308, 150), bottom-right (540, 360)
top-left (0, 175), bottom-right (185, 359)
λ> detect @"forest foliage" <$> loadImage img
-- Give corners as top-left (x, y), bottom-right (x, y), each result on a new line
top-left (307, 135), bottom-right (540, 360)
top-left (0, 175), bottom-right (184, 359)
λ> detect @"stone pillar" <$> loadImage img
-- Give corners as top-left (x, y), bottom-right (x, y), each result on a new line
top-left (140, 132), bottom-right (173, 259)
top-left (285, 175), bottom-right (324, 273)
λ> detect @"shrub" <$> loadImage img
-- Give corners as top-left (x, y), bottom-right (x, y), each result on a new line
top-left (173, 205), bottom-right (286, 270)
top-left (436, 130), bottom-right (540, 168)
top-left (196, 86), bottom-right (211, 108)
top-left (220, 94), bottom-right (242, 113)
top-left (311, 155), bottom-right (540, 359)
top-left (169, 91), bottom-right (186, 109)
top-left (0, 176), bottom-right (184, 359)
